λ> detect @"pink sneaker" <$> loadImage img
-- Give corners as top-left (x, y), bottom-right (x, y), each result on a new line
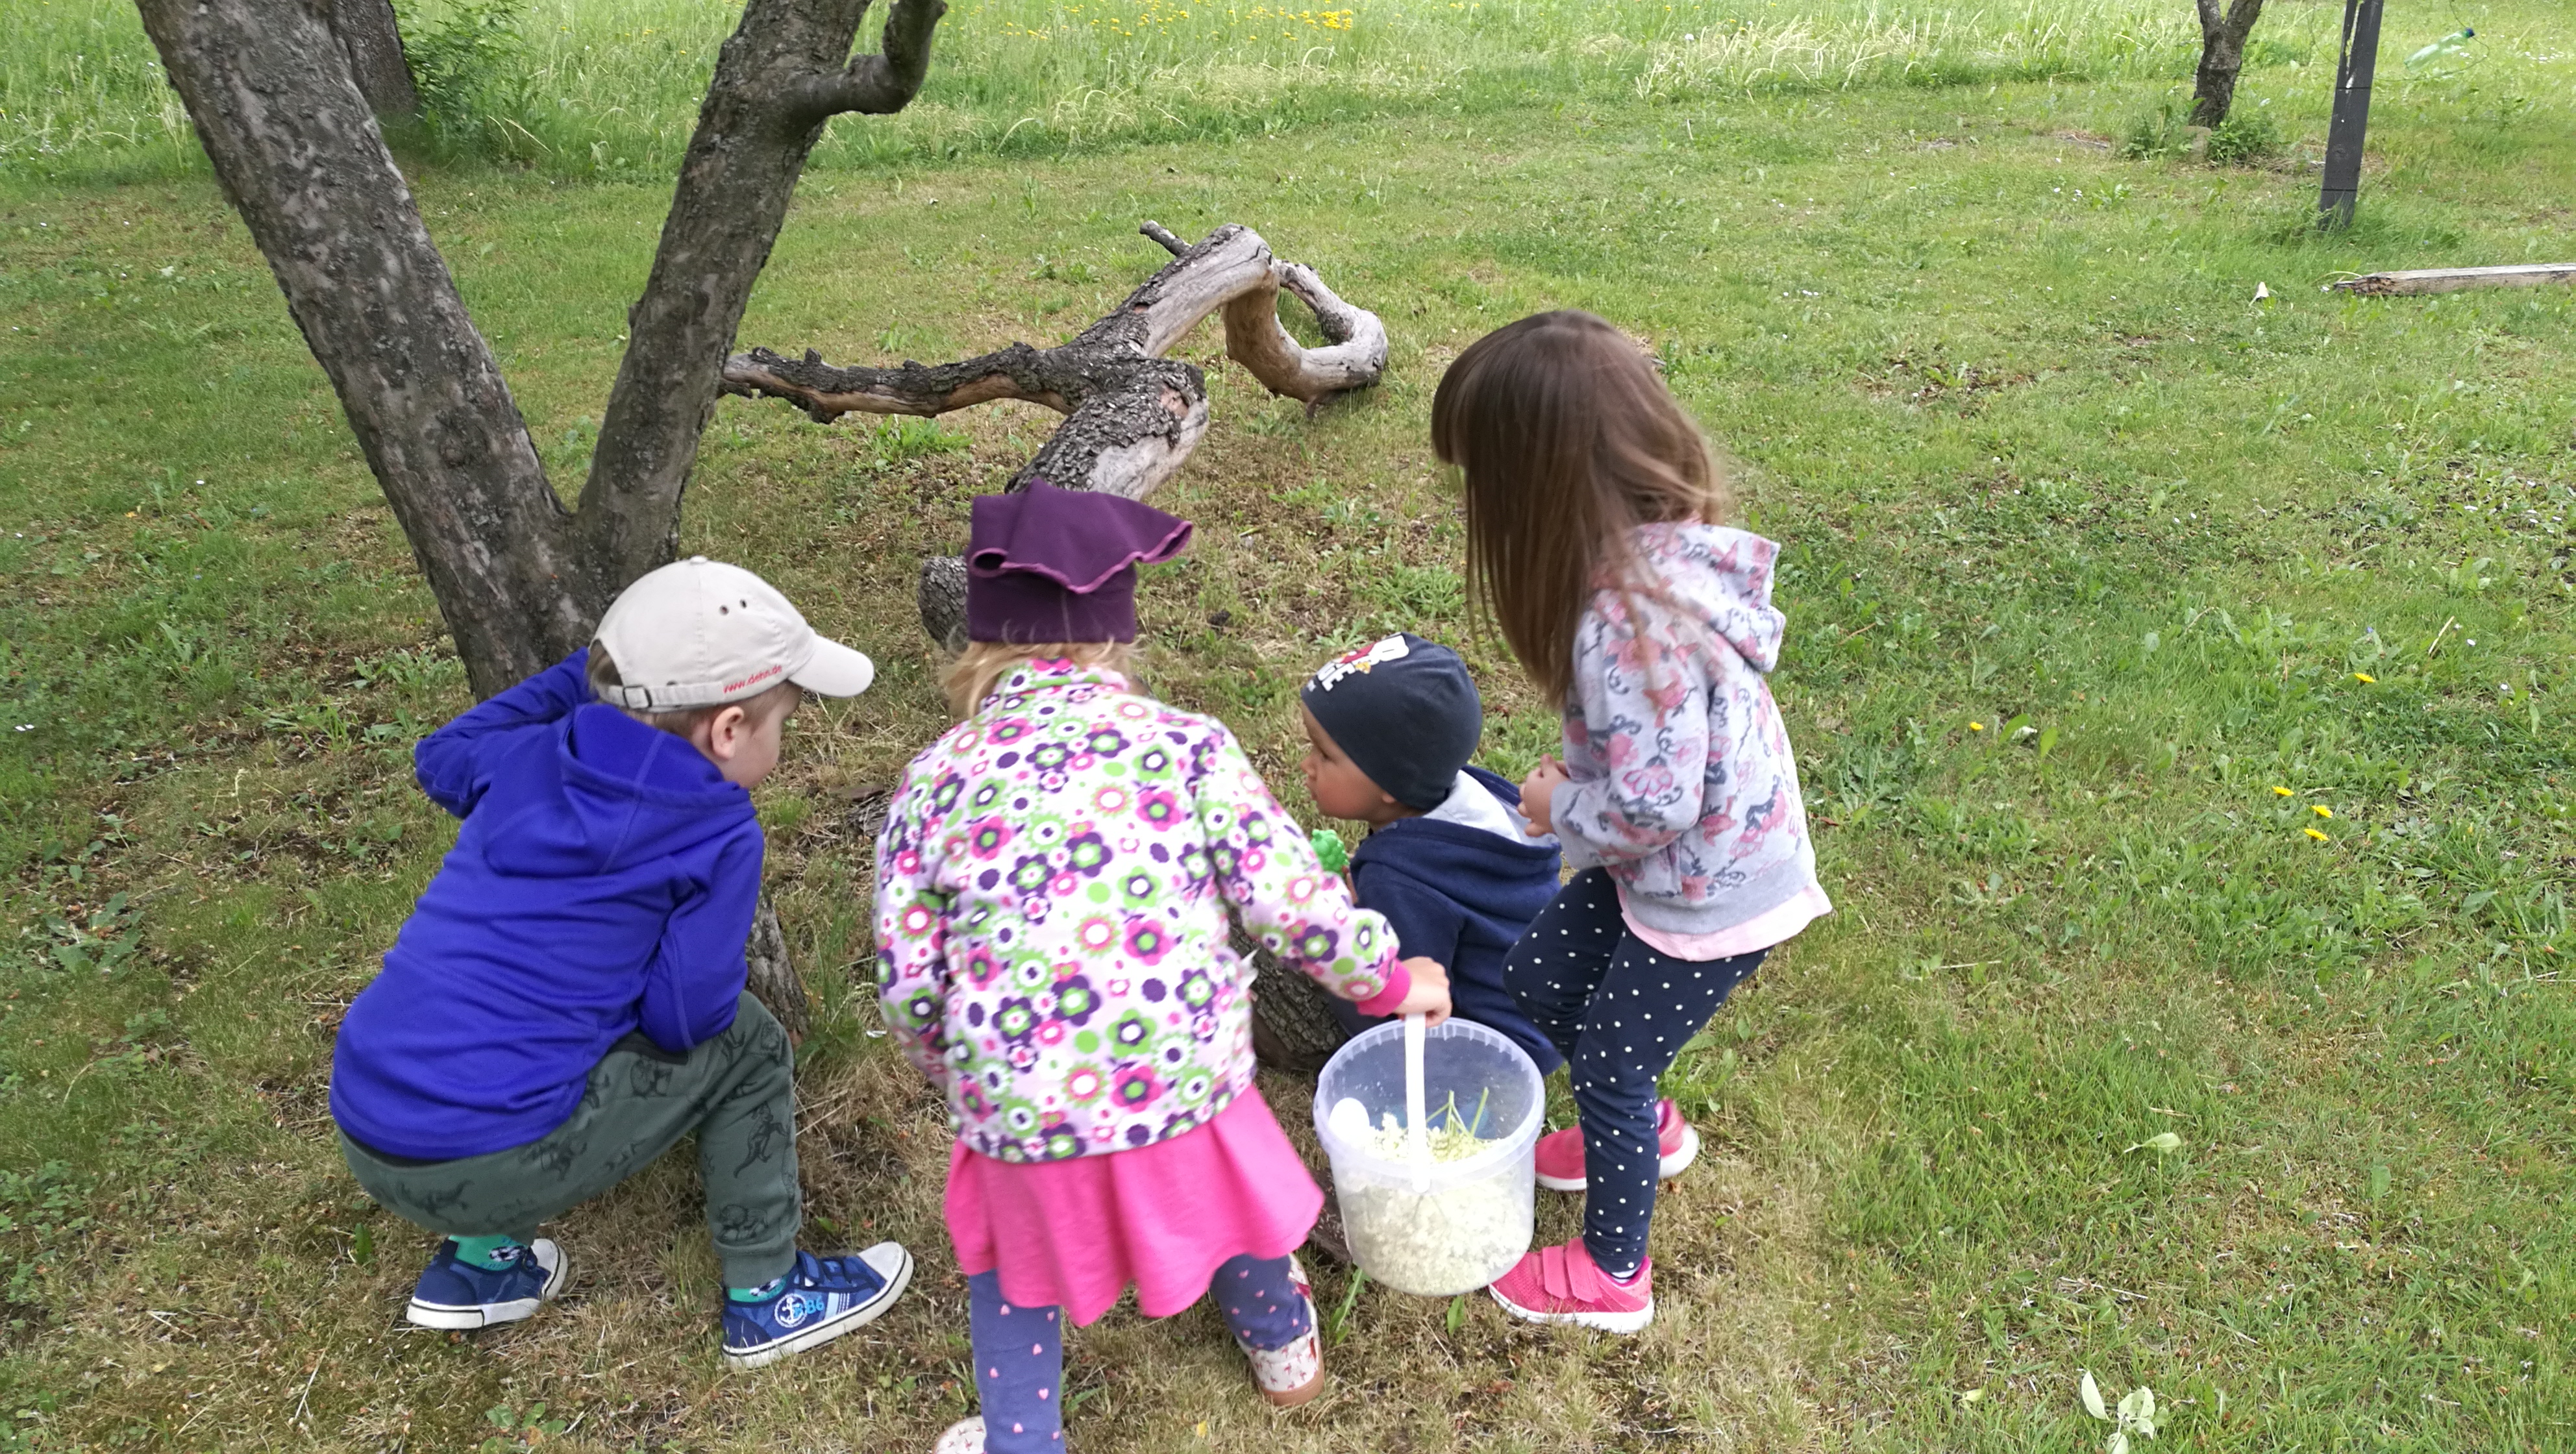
top-left (1532, 1098), bottom-right (1700, 1192)
top-left (1487, 1238), bottom-right (1653, 1333)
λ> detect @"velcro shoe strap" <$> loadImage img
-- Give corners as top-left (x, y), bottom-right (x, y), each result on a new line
top-left (1539, 1242), bottom-right (1604, 1306)
top-left (1539, 1243), bottom-right (1574, 1303)
top-left (1563, 1244), bottom-right (1605, 1303)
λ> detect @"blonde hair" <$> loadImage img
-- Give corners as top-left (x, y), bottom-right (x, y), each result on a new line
top-left (941, 641), bottom-right (1137, 718)
top-left (587, 645), bottom-right (799, 738)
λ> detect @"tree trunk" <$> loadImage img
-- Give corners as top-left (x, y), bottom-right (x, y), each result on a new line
top-left (1239, 922), bottom-right (1352, 1074)
top-left (136, 0), bottom-right (591, 701)
top-left (575, 0), bottom-right (948, 594)
top-left (724, 219), bottom-right (1388, 647)
top-left (2190, 0), bottom-right (2268, 128)
top-left (132, 0), bottom-right (948, 699)
top-left (323, 0), bottom-right (419, 118)
top-left (743, 893), bottom-right (813, 1041)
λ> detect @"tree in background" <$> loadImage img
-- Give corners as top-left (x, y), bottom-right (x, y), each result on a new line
top-left (2190, 0), bottom-right (2268, 127)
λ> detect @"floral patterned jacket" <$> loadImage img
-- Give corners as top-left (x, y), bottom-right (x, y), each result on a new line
top-left (1552, 524), bottom-right (1822, 939)
top-left (875, 660), bottom-right (1407, 1162)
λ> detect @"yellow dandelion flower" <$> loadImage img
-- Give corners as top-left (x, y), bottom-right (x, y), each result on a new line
top-left (1968, 721), bottom-right (1985, 732)
top-left (2304, 827), bottom-right (2329, 842)
top-left (2272, 785), bottom-right (2292, 796)
top-left (2311, 805), bottom-right (2333, 819)
top-left (2353, 672), bottom-right (2375, 684)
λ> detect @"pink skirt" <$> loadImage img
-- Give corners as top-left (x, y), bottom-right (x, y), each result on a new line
top-left (945, 1087), bottom-right (1322, 1326)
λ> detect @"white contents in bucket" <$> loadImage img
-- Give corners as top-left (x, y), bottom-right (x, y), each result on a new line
top-left (1327, 1096), bottom-right (1374, 1146)
top-left (1337, 1102), bottom-right (1526, 1296)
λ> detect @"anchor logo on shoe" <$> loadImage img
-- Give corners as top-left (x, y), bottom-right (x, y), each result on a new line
top-left (771, 1290), bottom-right (826, 1327)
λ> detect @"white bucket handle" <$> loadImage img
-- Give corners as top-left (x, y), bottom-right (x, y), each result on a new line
top-left (1403, 1011), bottom-right (1430, 1192)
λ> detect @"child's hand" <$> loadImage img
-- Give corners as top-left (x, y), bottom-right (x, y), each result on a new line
top-left (1390, 956), bottom-right (1453, 1026)
top-left (1519, 756), bottom-right (1570, 837)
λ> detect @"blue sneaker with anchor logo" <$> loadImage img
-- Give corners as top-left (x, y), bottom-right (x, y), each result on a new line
top-left (721, 1245), bottom-right (914, 1369)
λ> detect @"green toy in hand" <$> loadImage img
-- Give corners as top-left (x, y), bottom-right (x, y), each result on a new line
top-left (1309, 828), bottom-right (1350, 874)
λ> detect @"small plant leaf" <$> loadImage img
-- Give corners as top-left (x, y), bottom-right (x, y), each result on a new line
top-left (2108, 1432), bottom-right (2130, 1454)
top-left (2119, 1385), bottom-right (2157, 1433)
top-left (2080, 1369), bottom-right (2108, 1420)
top-left (1957, 1387), bottom-right (1985, 1407)
top-left (2124, 1131), bottom-right (2183, 1154)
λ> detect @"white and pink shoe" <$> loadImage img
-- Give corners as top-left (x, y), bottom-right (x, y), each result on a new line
top-left (1487, 1238), bottom-right (1653, 1334)
top-left (1237, 1257), bottom-right (1325, 1407)
top-left (1533, 1098), bottom-right (1700, 1192)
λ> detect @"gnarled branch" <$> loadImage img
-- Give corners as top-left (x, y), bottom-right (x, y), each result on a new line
top-left (784, 0), bottom-right (947, 122)
top-left (724, 221), bottom-right (1387, 645)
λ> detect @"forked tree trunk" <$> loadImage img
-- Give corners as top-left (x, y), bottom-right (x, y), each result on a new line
top-left (723, 219), bottom-right (1388, 647)
top-left (2190, 0), bottom-right (2268, 128)
top-left (322, 0), bottom-right (419, 118)
top-left (134, 0), bottom-right (949, 1030)
top-left (133, 0), bottom-right (948, 699)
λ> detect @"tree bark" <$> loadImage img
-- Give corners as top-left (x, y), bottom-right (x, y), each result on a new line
top-left (136, 0), bottom-right (589, 700)
top-left (724, 220), bottom-right (1387, 646)
top-left (323, 0), bottom-right (419, 118)
top-left (743, 893), bottom-right (813, 1041)
top-left (133, 0), bottom-right (948, 699)
top-left (576, 0), bottom-right (947, 595)
top-left (1241, 922), bottom-right (1352, 1074)
top-left (2190, 0), bottom-right (2268, 129)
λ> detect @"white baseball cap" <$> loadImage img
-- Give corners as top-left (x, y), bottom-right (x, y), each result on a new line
top-left (591, 557), bottom-right (874, 710)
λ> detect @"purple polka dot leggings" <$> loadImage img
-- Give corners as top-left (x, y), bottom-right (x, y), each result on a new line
top-left (1504, 869), bottom-right (1766, 1279)
top-left (967, 1255), bottom-right (1308, 1452)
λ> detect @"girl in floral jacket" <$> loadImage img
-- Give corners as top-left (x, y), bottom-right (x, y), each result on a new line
top-left (876, 482), bottom-right (1449, 1454)
top-left (1432, 312), bottom-right (1830, 1333)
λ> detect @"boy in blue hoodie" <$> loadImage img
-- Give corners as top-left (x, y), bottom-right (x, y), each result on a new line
top-left (330, 558), bottom-right (909, 1369)
top-left (1296, 634), bottom-right (1563, 1074)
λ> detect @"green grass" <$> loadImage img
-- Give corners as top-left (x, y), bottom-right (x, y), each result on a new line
top-left (5, 1), bottom-right (2576, 1449)
top-left (8, 0), bottom-right (2295, 180)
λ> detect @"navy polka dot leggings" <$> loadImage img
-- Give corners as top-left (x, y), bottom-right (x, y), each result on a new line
top-left (967, 1255), bottom-right (1307, 1452)
top-left (1504, 869), bottom-right (1766, 1279)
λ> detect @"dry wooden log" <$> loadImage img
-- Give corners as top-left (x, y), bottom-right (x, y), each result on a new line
top-left (723, 221), bottom-right (1387, 646)
top-left (2333, 263), bottom-right (2576, 296)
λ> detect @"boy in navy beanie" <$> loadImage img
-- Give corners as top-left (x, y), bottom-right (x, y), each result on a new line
top-left (1298, 634), bottom-right (1563, 1073)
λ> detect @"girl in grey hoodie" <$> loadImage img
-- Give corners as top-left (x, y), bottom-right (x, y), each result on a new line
top-left (1432, 310), bottom-right (1830, 1333)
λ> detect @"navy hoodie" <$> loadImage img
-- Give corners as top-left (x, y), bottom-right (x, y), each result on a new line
top-left (329, 649), bottom-right (763, 1161)
top-left (1329, 766), bottom-right (1565, 1074)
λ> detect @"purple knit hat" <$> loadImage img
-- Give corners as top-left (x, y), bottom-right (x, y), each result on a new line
top-left (965, 480), bottom-right (1195, 644)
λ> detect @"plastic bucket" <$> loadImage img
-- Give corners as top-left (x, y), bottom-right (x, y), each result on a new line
top-left (1312, 1017), bottom-right (1543, 1296)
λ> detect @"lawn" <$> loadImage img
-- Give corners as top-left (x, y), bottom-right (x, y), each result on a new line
top-left (2, 0), bottom-right (2573, 1449)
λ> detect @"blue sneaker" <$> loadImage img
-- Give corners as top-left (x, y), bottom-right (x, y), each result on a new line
top-left (721, 1244), bottom-right (913, 1369)
top-left (404, 1238), bottom-right (570, 1330)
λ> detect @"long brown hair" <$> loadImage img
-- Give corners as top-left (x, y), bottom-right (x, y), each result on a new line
top-left (1431, 310), bottom-right (1729, 706)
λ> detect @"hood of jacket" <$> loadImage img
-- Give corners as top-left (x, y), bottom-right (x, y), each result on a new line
top-left (469, 702), bottom-right (753, 879)
top-left (1349, 767), bottom-right (1561, 917)
top-left (1626, 523), bottom-right (1787, 675)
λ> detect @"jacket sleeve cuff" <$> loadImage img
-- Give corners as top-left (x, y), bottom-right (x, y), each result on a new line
top-left (1349, 961), bottom-right (1411, 1018)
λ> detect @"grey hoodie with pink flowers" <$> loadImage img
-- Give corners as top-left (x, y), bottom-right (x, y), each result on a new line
top-left (1549, 523), bottom-right (1824, 941)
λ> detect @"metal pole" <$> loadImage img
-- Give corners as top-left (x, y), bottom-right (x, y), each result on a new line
top-left (2318, 0), bottom-right (2386, 227)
